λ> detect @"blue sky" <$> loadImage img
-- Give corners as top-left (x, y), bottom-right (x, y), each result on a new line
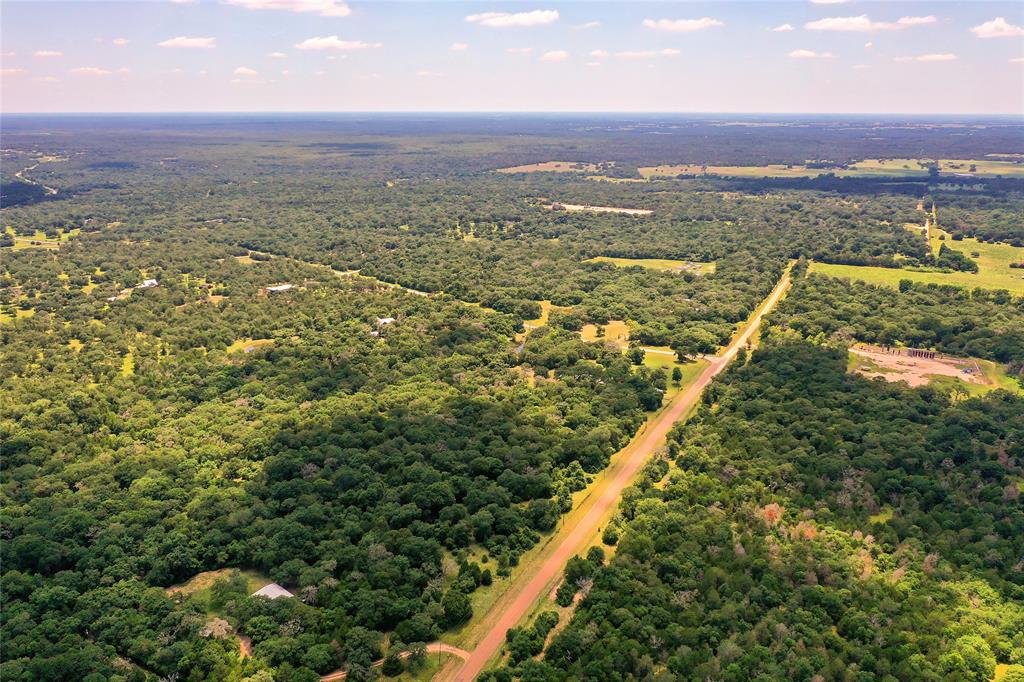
top-left (1, 0), bottom-right (1022, 113)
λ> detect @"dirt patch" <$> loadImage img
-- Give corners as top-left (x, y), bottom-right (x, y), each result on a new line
top-left (849, 345), bottom-right (988, 388)
top-left (497, 161), bottom-right (604, 174)
top-left (546, 202), bottom-right (652, 216)
top-left (165, 569), bottom-right (235, 597)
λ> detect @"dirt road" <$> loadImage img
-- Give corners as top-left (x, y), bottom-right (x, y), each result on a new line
top-left (320, 643), bottom-right (469, 681)
top-left (439, 267), bottom-right (792, 681)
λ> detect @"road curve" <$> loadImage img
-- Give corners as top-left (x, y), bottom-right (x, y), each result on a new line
top-left (441, 267), bottom-right (793, 682)
top-left (320, 643), bottom-right (469, 681)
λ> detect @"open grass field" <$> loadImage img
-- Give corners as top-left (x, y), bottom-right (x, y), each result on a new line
top-left (496, 161), bottom-right (603, 174)
top-left (226, 337), bottom-right (275, 354)
top-left (5, 227), bottom-right (80, 250)
top-left (580, 319), bottom-right (630, 349)
top-left (0, 308), bottom-right (36, 325)
top-left (810, 233), bottom-right (1024, 294)
top-left (638, 158), bottom-right (1024, 180)
top-left (585, 256), bottom-right (715, 276)
top-left (547, 202), bottom-right (652, 216)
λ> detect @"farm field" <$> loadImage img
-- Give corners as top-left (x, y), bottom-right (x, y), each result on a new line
top-left (496, 161), bottom-right (605, 174)
top-left (547, 202), bottom-right (652, 215)
top-left (637, 158), bottom-right (1024, 179)
top-left (585, 256), bottom-right (716, 275)
top-left (809, 235), bottom-right (1024, 294)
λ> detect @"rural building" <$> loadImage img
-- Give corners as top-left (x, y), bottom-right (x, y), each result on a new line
top-left (251, 583), bottom-right (293, 599)
top-left (265, 283), bottom-right (294, 293)
top-left (137, 279), bottom-right (158, 289)
top-left (376, 316), bottom-right (396, 325)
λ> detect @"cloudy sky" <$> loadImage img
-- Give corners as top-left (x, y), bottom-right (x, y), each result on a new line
top-left (1, 0), bottom-right (1022, 114)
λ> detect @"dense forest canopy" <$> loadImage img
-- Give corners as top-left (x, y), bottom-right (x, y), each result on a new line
top-left (494, 338), bottom-right (1024, 682)
top-left (2, 115), bottom-right (1023, 682)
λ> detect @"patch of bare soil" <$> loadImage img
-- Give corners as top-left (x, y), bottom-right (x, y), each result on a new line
top-left (850, 345), bottom-right (988, 388)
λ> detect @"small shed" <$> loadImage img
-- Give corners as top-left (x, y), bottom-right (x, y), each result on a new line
top-left (137, 279), bottom-right (159, 289)
top-left (251, 583), bottom-right (293, 599)
top-left (376, 316), bottom-right (396, 326)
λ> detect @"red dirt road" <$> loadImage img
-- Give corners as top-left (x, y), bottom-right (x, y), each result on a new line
top-left (440, 268), bottom-right (792, 681)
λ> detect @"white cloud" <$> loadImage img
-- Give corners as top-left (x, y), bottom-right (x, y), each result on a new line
top-left (170, 0), bottom-right (199, 4)
top-left (268, 51), bottom-right (288, 58)
top-left (450, 42), bottom-right (468, 51)
top-left (589, 49), bottom-right (609, 57)
top-left (465, 10), bottom-right (559, 28)
top-left (112, 38), bottom-right (130, 46)
top-left (585, 61), bottom-right (601, 67)
top-left (416, 70), bottom-right (443, 77)
top-left (642, 17), bottom-right (723, 32)
top-left (158, 36), bottom-right (216, 48)
top-left (897, 16), bottom-right (937, 26)
top-left (864, 42), bottom-right (873, 48)
top-left (1, 51), bottom-right (14, 57)
top-left (540, 50), bottom-right (568, 62)
top-left (226, 0), bottom-right (351, 17)
top-left (575, 21), bottom-right (600, 30)
top-left (316, 70), bottom-right (327, 76)
top-left (810, 0), bottom-right (848, 4)
top-left (852, 64), bottom-right (868, 69)
top-left (116, 67), bottom-right (131, 74)
top-left (615, 48), bottom-right (681, 59)
top-left (234, 66), bottom-right (259, 76)
top-left (770, 24), bottom-right (794, 32)
top-left (71, 66), bottom-right (112, 76)
top-left (1012, 57), bottom-right (1024, 63)
top-left (805, 15), bottom-right (935, 32)
top-left (895, 53), bottom-right (957, 62)
top-left (293, 36), bottom-right (382, 50)
top-left (506, 47), bottom-right (533, 54)
top-left (280, 69), bottom-right (290, 76)
top-left (34, 50), bottom-right (63, 58)
top-left (1, 68), bottom-right (24, 75)
top-left (970, 17), bottom-right (1024, 39)
top-left (35, 76), bottom-right (59, 83)
top-left (789, 49), bottom-right (835, 59)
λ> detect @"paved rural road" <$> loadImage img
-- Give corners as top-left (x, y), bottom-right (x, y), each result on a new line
top-left (320, 643), bottom-right (469, 681)
top-left (439, 267), bottom-right (793, 682)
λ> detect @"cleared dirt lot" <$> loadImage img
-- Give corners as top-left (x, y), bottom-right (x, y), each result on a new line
top-left (547, 202), bottom-right (652, 215)
top-left (849, 345), bottom-right (986, 388)
top-left (496, 161), bottom-right (604, 173)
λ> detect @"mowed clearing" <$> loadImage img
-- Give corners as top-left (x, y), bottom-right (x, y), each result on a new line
top-left (547, 202), bottom-right (652, 216)
top-left (637, 158), bottom-right (1024, 179)
top-left (586, 256), bottom-right (716, 276)
top-left (580, 319), bottom-right (630, 349)
top-left (849, 345), bottom-right (1020, 395)
top-left (810, 232), bottom-right (1024, 294)
top-left (496, 161), bottom-right (605, 174)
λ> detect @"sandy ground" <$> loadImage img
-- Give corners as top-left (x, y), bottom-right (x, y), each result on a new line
top-left (497, 161), bottom-right (602, 174)
top-left (320, 643), bottom-right (469, 681)
top-left (850, 345), bottom-right (986, 388)
top-left (547, 202), bottom-right (652, 216)
top-left (438, 268), bottom-right (793, 682)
